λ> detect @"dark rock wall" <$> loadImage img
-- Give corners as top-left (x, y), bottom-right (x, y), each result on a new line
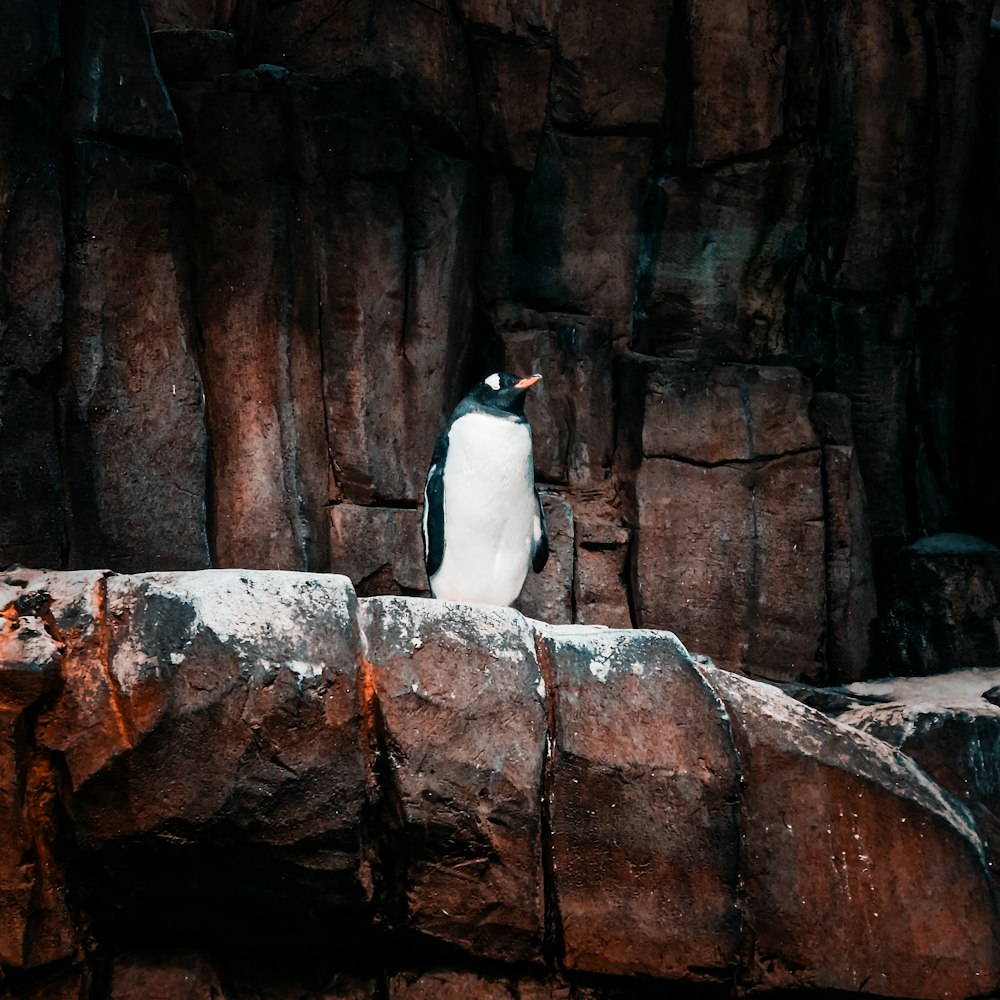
top-left (2, 0), bottom-right (1000, 682)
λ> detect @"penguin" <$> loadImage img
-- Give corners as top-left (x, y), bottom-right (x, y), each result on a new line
top-left (422, 372), bottom-right (549, 605)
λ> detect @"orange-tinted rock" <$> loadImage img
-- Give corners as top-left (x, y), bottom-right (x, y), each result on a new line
top-left (177, 78), bottom-right (330, 570)
top-left (703, 662), bottom-right (1000, 997)
top-left (541, 626), bottom-right (740, 978)
top-left (38, 571), bottom-right (369, 927)
top-left (109, 953), bottom-right (227, 1000)
top-left (359, 597), bottom-right (546, 963)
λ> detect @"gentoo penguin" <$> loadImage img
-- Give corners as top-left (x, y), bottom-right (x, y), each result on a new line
top-left (422, 372), bottom-right (549, 605)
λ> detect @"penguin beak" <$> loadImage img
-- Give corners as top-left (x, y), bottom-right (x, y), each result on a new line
top-left (514, 374), bottom-right (542, 390)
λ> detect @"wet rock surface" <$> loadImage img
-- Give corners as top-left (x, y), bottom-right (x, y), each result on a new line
top-left (1, 570), bottom-right (998, 998)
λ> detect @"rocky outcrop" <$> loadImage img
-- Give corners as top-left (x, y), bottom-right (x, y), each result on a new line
top-left (2, 1), bottom-right (999, 688)
top-left (2, 569), bottom-right (998, 998)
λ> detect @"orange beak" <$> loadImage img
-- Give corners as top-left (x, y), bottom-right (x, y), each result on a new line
top-left (514, 374), bottom-right (542, 390)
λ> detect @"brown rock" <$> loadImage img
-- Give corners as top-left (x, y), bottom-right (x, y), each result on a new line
top-left (573, 531), bottom-right (632, 629)
top-left (388, 970), bottom-right (513, 1000)
top-left (641, 361), bottom-right (819, 463)
top-left (63, 142), bottom-right (210, 572)
top-left (498, 312), bottom-right (614, 485)
top-left (831, 668), bottom-right (1000, 888)
top-left (549, 0), bottom-right (669, 129)
top-left (703, 662), bottom-right (1000, 997)
top-left (178, 79), bottom-right (330, 569)
top-left (453, 0), bottom-right (557, 39)
top-left (360, 597), bottom-right (546, 962)
top-left (318, 149), bottom-right (477, 505)
top-left (470, 37), bottom-right (550, 172)
top-left (634, 146), bottom-right (812, 360)
top-left (541, 626), bottom-right (741, 978)
top-left (0, 0), bottom-right (60, 99)
top-left (38, 571), bottom-right (369, 916)
top-left (514, 492), bottom-right (574, 623)
top-left (877, 533), bottom-right (1000, 676)
top-left (514, 131), bottom-right (652, 348)
top-left (141, 0), bottom-right (222, 30)
top-left (328, 504), bottom-right (426, 597)
top-left (683, 0), bottom-right (809, 164)
top-left (110, 953), bottom-right (228, 1000)
top-left (812, 393), bottom-right (877, 682)
top-left (0, 98), bottom-right (65, 569)
top-left (0, 579), bottom-right (77, 970)
top-left (240, 0), bottom-right (478, 153)
top-left (634, 362), bottom-right (825, 681)
top-left (151, 28), bottom-right (239, 83)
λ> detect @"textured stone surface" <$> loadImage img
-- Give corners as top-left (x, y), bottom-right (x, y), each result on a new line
top-left (877, 534), bottom-right (1000, 676)
top-left (5, 571), bottom-right (997, 998)
top-left (705, 662), bottom-right (999, 997)
top-left (2, 0), bottom-right (998, 689)
top-left (540, 626), bottom-right (740, 978)
top-left (359, 597), bottom-right (547, 963)
top-left (63, 142), bottom-right (210, 573)
top-left (633, 362), bottom-right (826, 681)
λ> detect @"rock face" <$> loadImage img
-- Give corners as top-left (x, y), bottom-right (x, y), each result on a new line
top-left (2, 0), bottom-right (999, 688)
top-left (2, 570), bottom-right (998, 998)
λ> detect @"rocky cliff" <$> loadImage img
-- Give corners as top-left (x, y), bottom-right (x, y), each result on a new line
top-left (3, 569), bottom-right (999, 999)
top-left (2, 0), bottom-right (1000, 685)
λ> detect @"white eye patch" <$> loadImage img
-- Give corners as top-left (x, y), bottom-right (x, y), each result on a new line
top-left (485, 373), bottom-right (501, 390)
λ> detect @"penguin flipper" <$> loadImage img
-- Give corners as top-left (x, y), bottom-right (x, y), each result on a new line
top-left (531, 490), bottom-right (549, 573)
top-left (422, 432), bottom-right (448, 580)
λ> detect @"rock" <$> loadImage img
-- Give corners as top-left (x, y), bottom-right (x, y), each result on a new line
top-left (35, 570), bottom-right (370, 929)
top-left (573, 514), bottom-right (632, 629)
top-left (359, 596), bottom-right (547, 963)
top-left (549, 0), bottom-right (668, 130)
top-left (877, 533), bottom-right (1000, 676)
top-left (514, 493), bottom-right (574, 623)
top-left (811, 393), bottom-right (877, 683)
top-left (825, 668), bottom-right (1000, 913)
top-left (63, 0), bottom-right (182, 153)
top-left (388, 970), bottom-right (516, 1000)
top-left (63, 142), bottom-right (211, 573)
top-left (633, 362), bottom-right (826, 682)
top-left (498, 311), bottom-right (614, 485)
top-left (109, 953), bottom-right (227, 1000)
top-left (682, 0), bottom-right (819, 165)
top-left (317, 147), bottom-right (478, 505)
top-left (141, 0), bottom-right (220, 30)
top-left (150, 28), bottom-right (239, 83)
top-left (703, 661), bottom-right (1000, 996)
top-left (329, 505), bottom-right (426, 597)
top-left (539, 626), bottom-right (741, 978)
top-left (2, 571), bottom-right (999, 995)
top-left (453, 0), bottom-right (557, 40)
top-left (513, 130), bottom-right (652, 348)
top-left (176, 78), bottom-right (330, 569)
top-left (634, 144), bottom-right (812, 360)
top-left (235, 0), bottom-right (478, 154)
top-left (0, 579), bottom-right (77, 971)
top-left (0, 97), bottom-right (65, 569)
top-left (470, 37), bottom-right (550, 172)
top-left (0, 0), bottom-right (61, 100)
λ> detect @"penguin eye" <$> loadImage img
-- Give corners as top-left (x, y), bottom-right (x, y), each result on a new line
top-left (484, 373), bottom-right (501, 391)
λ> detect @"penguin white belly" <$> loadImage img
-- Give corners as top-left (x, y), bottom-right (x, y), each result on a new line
top-left (431, 412), bottom-right (536, 605)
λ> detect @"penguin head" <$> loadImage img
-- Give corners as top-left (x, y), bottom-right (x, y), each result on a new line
top-left (467, 372), bottom-right (542, 418)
